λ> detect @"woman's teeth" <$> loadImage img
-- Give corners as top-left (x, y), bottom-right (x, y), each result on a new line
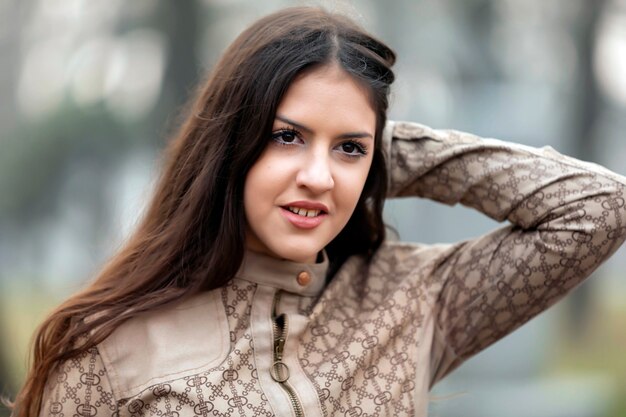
top-left (286, 206), bottom-right (321, 217)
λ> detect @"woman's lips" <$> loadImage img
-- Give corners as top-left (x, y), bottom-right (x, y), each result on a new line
top-left (280, 207), bottom-right (327, 229)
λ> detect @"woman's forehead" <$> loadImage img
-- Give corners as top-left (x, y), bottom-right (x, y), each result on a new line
top-left (276, 64), bottom-right (376, 133)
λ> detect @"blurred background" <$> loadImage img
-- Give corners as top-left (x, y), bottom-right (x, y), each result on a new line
top-left (0, 0), bottom-right (625, 416)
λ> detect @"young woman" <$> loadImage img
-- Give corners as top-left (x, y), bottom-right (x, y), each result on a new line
top-left (11, 6), bottom-right (626, 417)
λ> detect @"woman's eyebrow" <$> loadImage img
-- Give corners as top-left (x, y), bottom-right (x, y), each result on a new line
top-left (275, 114), bottom-right (374, 140)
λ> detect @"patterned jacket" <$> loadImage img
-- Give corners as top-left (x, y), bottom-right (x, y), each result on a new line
top-left (39, 121), bottom-right (626, 417)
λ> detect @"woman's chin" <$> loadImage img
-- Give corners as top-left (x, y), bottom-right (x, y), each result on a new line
top-left (245, 242), bottom-right (321, 264)
top-left (279, 250), bottom-right (319, 264)
top-left (269, 245), bottom-right (322, 264)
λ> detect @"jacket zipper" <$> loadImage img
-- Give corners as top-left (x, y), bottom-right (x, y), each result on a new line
top-left (271, 291), bottom-right (305, 417)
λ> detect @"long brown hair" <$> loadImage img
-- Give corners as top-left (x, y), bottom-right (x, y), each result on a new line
top-left (10, 6), bottom-right (395, 416)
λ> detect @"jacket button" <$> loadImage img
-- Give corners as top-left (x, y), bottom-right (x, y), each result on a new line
top-left (297, 271), bottom-right (311, 286)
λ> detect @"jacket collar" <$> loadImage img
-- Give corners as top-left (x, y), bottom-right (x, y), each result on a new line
top-left (235, 249), bottom-right (329, 296)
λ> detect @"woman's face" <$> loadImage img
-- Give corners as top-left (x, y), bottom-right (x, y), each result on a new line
top-left (243, 64), bottom-right (376, 263)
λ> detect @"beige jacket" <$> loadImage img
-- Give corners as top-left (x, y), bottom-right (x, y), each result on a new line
top-left (39, 121), bottom-right (626, 417)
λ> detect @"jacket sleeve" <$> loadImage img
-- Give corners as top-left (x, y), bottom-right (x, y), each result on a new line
top-left (383, 120), bottom-right (626, 385)
top-left (39, 347), bottom-right (117, 417)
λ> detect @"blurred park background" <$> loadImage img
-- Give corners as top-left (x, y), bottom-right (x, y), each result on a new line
top-left (1, 0), bottom-right (625, 416)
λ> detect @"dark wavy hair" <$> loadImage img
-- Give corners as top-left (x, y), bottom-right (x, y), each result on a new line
top-left (10, 6), bottom-right (395, 416)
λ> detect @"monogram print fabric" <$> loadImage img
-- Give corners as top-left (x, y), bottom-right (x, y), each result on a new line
top-left (116, 280), bottom-right (276, 417)
top-left (299, 251), bottom-right (432, 416)
top-left (39, 348), bottom-right (116, 417)
top-left (38, 121), bottom-right (626, 417)
top-left (385, 122), bottom-right (626, 375)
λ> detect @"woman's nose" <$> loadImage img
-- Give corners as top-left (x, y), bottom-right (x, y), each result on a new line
top-left (295, 152), bottom-right (334, 193)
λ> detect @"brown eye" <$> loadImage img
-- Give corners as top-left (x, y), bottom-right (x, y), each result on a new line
top-left (341, 142), bottom-right (358, 154)
top-left (338, 141), bottom-right (367, 157)
top-left (280, 131), bottom-right (297, 143)
top-left (271, 128), bottom-right (304, 146)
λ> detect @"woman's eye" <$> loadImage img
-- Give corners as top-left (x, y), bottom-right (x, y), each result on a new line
top-left (271, 129), bottom-right (302, 145)
top-left (279, 131), bottom-right (297, 143)
top-left (339, 141), bottom-right (367, 157)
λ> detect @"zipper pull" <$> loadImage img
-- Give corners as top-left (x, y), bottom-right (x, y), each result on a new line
top-left (275, 337), bottom-right (286, 359)
top-left (270, 360), bottom-right (290, 383)
top-left (272, 336), bottom-right (289, 382)
top-left (271, 315), bottom-right (290, 383)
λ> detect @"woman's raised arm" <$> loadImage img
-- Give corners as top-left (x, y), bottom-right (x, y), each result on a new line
top-left (383, 120), bottom-right (626, 384)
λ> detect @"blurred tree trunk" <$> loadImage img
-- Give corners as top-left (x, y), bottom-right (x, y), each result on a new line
top-left (568, 0), bottom-right (607, 339)
top-left (145, 0), bottom-right (202, 148)
top-left (573, 0), bottom-right (605, 160)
